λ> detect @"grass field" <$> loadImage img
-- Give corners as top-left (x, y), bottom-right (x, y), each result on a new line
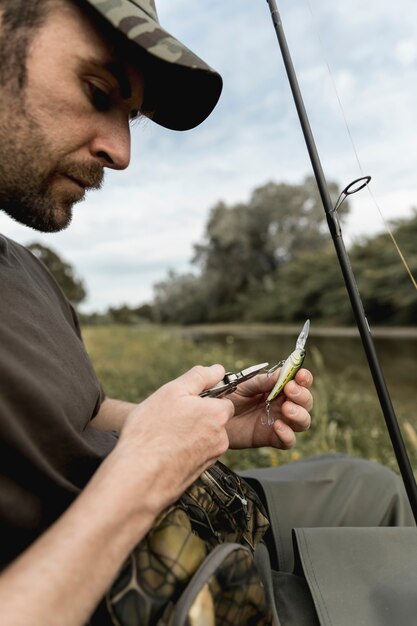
top-left (82, 324), bottom-right (417, 474)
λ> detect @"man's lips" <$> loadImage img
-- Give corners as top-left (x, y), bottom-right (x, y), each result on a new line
top-left (56, 163), bottom-right (104, 191)
top-left (64, 170), bottom-right (103, 191)
top-left (65, 174), bottom-right (88, 189)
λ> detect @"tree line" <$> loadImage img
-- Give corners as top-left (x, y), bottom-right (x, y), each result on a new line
top-left (153, 178), bottom-right (417, 326)
top-left (28, 177), bottom-right (417, 326)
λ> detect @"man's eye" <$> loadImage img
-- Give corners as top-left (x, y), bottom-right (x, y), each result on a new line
top-left (89, 84), bottom-right (112, 112)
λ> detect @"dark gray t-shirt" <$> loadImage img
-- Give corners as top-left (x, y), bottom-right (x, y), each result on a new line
top-left (0, 235), bottom-right (117, 567)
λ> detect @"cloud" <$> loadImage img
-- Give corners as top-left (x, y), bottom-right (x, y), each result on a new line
top-left (395, 40), bottom-right (417, 66)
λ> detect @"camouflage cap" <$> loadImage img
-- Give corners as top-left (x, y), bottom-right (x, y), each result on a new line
top-left (84, 0), bottom-right (223, 130)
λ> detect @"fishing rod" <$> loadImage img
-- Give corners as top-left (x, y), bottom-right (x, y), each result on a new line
top-left (265, 0), bottom-right (417, 522)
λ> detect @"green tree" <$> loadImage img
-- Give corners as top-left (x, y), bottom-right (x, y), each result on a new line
top-left (153, 271), bottom-right (210, 324)
top-left (350, 209), bottom-right (417, 325)
top-left (27, 242), bottom-right (87, 306)
top-left (242, 208), bottom-right (417, 326)
top-left (240, 243), bottom-right (352, 324)
top-left (194, 177), bottom-right (346, 273)
top-left (107, 303), bottom-right (156, 325)
top-left (154, 177), bottom-right (348, 323)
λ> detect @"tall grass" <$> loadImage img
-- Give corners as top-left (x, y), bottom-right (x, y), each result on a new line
top-left (82, 324), bottom-right (417, 474)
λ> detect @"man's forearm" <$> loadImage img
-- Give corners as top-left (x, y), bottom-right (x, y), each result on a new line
top-left (0, 365), bottom-right (232, 626)
top-left (0, 450), bottom-right (158, 626)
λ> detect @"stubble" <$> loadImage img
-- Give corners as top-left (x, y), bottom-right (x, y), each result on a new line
top-left (0, 97), bottom-right (103, 233)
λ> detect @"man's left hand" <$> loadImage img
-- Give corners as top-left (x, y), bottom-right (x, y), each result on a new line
top-left (225, 368), bottom-right (313, 450)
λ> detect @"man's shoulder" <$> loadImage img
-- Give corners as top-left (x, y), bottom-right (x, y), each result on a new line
top-left (0, 234), bottom-right (37, 264)
top-left (0, 233), bottom-right (82, 335)
top-left (0, 234), bottom-right (73, 311)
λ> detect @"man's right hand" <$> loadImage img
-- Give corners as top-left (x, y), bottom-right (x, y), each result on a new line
top-left (109, 364), bottom-right (235, 516)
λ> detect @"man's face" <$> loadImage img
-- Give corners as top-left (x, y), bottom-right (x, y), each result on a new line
top-left (0, 1), bottom-right (144, 232)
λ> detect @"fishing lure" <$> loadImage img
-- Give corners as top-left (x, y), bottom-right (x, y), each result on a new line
top-left (263, 319), bottom-right (310, 427)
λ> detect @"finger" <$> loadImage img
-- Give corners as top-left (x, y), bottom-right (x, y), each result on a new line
top-left (237, 367), bottom-right (312, 398)
top-left (197, 395), bottom-right (236, 423)
top-left (280, 400), bottom-right (311, 432)
top-left (294, 368), bottom-right (313, 388)
top-left (283, 379), bottom-right (313, 412)
top-left (271, 419), bottom-right (296, 449)
top-left (218, 397), bottom-right (236, 421)
top-left (177, 364), bottom-right (226, 395)
top-left (236, 369), bottom-right (282, 397)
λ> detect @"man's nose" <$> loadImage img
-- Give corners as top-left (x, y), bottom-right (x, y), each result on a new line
top-left (89, 116), bottom-right (131, 170)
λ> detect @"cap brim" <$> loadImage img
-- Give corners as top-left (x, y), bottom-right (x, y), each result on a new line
top-left (87, 0), bottom-right (223, 131)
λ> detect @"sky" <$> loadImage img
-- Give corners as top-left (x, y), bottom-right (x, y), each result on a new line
top-left (1, 0), bottom-right (417, 312)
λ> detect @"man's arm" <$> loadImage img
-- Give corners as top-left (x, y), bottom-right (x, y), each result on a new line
top-left (90, 396), bottom-right (137, 432)
top-left (0, 450), bottom-right (158, 626)
top-left (0, 364), bottom-right (233, 626)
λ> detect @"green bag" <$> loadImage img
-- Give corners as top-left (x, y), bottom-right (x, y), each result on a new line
top-left (106, 461), bottom-right (272, 626)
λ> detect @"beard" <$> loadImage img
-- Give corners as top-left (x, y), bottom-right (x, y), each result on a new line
top-left (0, 103), bottom-right (104, 233)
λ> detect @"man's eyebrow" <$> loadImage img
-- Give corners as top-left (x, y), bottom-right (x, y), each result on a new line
top-left (80, 56), bottom-right (140, 118)
top-left (104, 61), bottom-right (132, 100)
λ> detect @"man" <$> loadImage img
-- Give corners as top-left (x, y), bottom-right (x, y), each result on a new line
top-left (2, 2), bottom-right (415, 625)
top-left (0, 1), bottom-right (315, 624)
